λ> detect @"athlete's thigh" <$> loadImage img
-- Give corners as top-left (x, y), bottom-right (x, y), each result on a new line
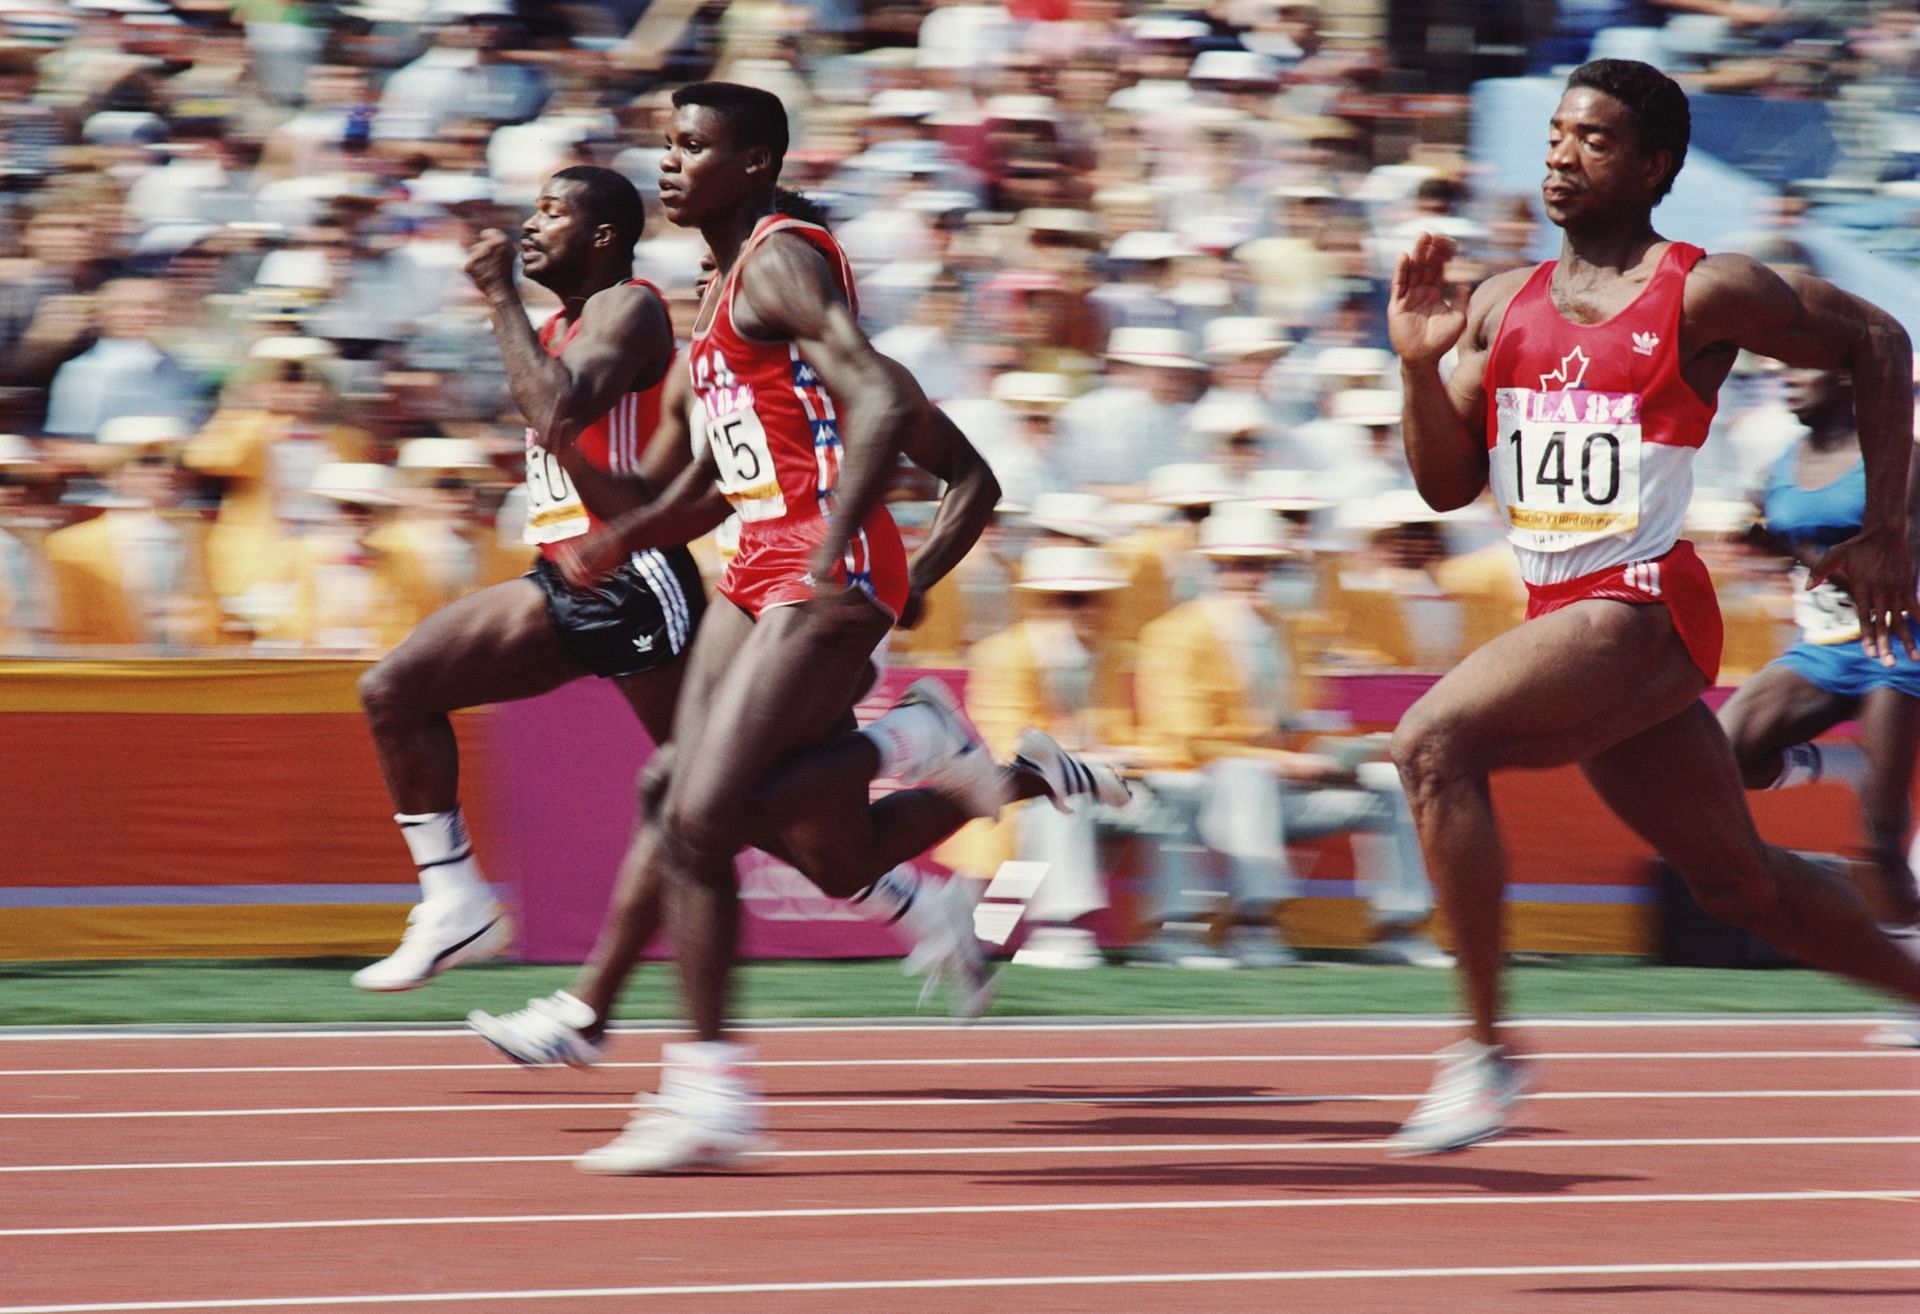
top-left (379, 576), bottom-right (587, 712)
top-left (665, 599), bottom-right (888, 829)
top-left (1715, 662), bottom-right (1855, 764)
top-left (611, 660), bottom-right (685, 747)
top-left (1398, 599), bottom-right (1709, 773)
top-left (1579, 699), bottom-right (1769, 877)
top-left (665, 596), bottom-right (757, 753)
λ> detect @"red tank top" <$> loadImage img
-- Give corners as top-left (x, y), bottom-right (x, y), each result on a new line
top-left (687, 215), bottom-right (871, 531)
top-left (522, 278), bottom-right (671, 558)
top-left (1483, 241), bottom-right (1716, 585)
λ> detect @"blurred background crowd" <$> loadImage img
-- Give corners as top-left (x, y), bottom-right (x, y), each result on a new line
top-left (2, 0), bottom-right (1919, 960)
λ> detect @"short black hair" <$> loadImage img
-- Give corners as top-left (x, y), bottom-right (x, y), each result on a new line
top-left (1565, 58), bottom-right (1690, 202)
top-left (672, 81), bottom-right (789, 177)
top-left (774, 186), bottom-right (830, 227)
top-left (548, 165), bottom-right (644, 256)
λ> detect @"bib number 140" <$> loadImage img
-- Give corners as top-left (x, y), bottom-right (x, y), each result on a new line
top-left (1509, 428), bottom-right (1622, 506)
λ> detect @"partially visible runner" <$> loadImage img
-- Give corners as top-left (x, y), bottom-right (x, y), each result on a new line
top-left (1715, 367), bottom-right (1920, 1049)
top-left (467, 188), bottom-right (1047, 1054)
top-left (479, 83), bottom-right (1125, 1173)
top-left (1385, 58), bottom-right (1920, 1152)
top-left (351, 166), bottom-right (702, 991)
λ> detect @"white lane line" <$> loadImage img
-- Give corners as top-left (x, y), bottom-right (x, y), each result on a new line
top-left (5, 1188), bottom-right (1917, 1240)
top-left (6, 1134), bottom-right (1920, 1176)
top-left (0, 1016), bottom-right (1894, 1043)
top-left (6, 1259), bottom-right (1920, 1312)
top-left (2, 1049), bottom-right (1910, 1078)
top-left (4, 1088), bottom-right (1919, 1121)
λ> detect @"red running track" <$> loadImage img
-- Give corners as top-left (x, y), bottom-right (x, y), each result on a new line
top-left (2, 1017), bottom-right (1917, 1313)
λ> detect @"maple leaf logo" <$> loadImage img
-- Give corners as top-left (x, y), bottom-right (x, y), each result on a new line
top-left (1538, 345), bottom-right (1590, 391)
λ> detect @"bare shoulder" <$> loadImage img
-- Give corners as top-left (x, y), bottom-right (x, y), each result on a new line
top-left (742, 228), bottom-right (836, 295)
top-left (1464, 265), bottom-right (1534, 348)
top-left (1682, 251), bottom-right (1793, 315)
top-left (583, 279), bottom-right (667, 319)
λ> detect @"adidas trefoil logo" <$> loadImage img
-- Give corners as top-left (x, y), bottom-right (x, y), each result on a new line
top-left (632, 633), bottom-right (655, 653)
top-left (1631, 331), bottom-right (1660, 357)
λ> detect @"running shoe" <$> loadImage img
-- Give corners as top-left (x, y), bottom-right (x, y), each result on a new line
top-left (1012, 728), bottom-right (1132, 815)
top-left (575, 1104), bottom-right (770, 1175)
top-left (1364, 931), bottom-right (1456, 969)
top-left (467, 990), bottom-right (604, 1068)
top-left (895, 678), bottom-right (1012, 819)
top-left (1865, 1007), bottom-right (1920, 1049)
top-left (900, 875), bottom-right (998, 1020)
top-left (1386, 1039), bottom-right (1532, 1156)
top-left (350, 894), bottom-right (509, 992)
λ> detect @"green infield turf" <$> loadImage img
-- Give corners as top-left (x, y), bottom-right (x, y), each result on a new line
top-left (0, 955), bottom-right (1893, 1027)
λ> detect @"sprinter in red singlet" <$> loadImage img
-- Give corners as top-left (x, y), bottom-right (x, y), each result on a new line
top-left (1385, 59), bottom-right (1920, 1152)
top-left (351, 167), bottom-right (704, 992)
top-left (521, 84), bottom-right (1125, 1174)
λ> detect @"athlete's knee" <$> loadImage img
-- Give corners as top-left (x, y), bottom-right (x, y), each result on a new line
top-left (1685, 851), bottom-right (1784, 929)
top-left (356, 655), bottom-right (419, 729)
top-left (1390, 705), bottom-right (1481, 801)
top-left (659, 793), bottom-right (740, 874)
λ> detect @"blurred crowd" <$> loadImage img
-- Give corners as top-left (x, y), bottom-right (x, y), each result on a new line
top-left (1, 0), bottom-right (1918, 957)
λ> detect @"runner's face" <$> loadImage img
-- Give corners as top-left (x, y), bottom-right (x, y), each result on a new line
top-left (660, 106), bottom-right (760, 228)
top-left (1543, 88), bottom-right (1667, 228)
top-left (520, 179), bottom-right (602, 290)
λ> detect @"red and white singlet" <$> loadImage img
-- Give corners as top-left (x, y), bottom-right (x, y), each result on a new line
top-left (1484, 242), bottom-right (1723, 679)
top-left (687, 215), bottom-right (910, 619)
top-left (522, 278), bottom-right (671, 560)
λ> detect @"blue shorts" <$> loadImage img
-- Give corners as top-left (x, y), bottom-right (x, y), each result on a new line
top-left (1773, 640), bottom-right (1920, 700)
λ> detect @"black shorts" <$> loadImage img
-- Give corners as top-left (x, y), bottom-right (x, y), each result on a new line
top-left (528, 546), bottom-right (705, 679)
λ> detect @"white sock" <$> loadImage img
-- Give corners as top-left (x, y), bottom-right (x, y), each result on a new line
top-left (861, 703), bottom-right (950, 781)
top-left (396, 809), bottom-right (487, 902)
top-left (851, 864), bottom-right (920, 925)
top-left (1817, 743), bottom-right (1870, 791)
top-left (660, 1041), bottom-right (759, 1122)
top-left (1770, 743), bottom-right (1823, 789)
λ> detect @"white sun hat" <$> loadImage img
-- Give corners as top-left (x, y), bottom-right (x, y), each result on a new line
top-left (1199, 501), bottom-right (1293, 558)
top-left (397, 437), bottom-right (493, 474)
top-left (1329, 388), bottom-right (1401, 427)
top-left (1147, 462), bottom-right (1237, 508)
top-left (1201, 316), bottom-right (1292, 362)
top-left (1025, 491), bottom-right (1119, 542)
top-left (1312, 346), bottom-right (1393, 379)
top-left (1246, 468), bottom-right (1333, 512)
top-left (1015, 543), bottom-right (1128, 592)
top-left (311, 462), bottom-right (401, 507)
top-left (1189, 395), bottom-right (1275, 437)
top-left (96, 415), bottom-right (191, 450)
top-left (1105, 325), bottom-right (1204, 370)
top-left (249, 335), bottom-right (337, 363)
top-left (991, 371), bottom-right (1077, 410)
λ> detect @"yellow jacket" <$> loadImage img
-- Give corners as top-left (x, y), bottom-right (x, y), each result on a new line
top-left (371, 517), bottom-right (533, 612)
top-left (44, 511), bottom-right (231, 648)
top-left (935, 618), bottom-right (1133, 876)
top-left (280, 535), bottom-right (439, 653)
top-left (1135, 597), bottom-right (1318, 768)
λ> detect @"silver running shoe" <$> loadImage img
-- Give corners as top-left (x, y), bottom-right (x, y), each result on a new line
top-left (900, 876), bottom-right (998, 1020)
top-left (894, 678), bottom-right (1012, 818)
top-left (1013, 727), bottom-right (1132, 815)
top-left (467, 990), bottom-right (604, 1068)
top-left (1386, 1039), bottom-right (1532, 1156)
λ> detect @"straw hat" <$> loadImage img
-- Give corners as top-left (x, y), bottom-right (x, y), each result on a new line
top-left (1245, 468), bottom-right (1332, 512)
top-left (397, 437), bottom-right (494, 475)
top-left (1147, 462), bottom-right (1237, 508)
top-left (1107, 229), bottom-right (1191, 264)
top-left (250, 335), bottom-right (337, 364)
top-left (0, 434), bottom-right (54, 479)
top-left (1312, 346), bottom-right (1392, 379)
top-left (1025, 491), bottom-right (1117, 542)
top-left (97, 415), bottom-right (190, 451)
top-left (1015, 543), bottom-right (1127, 592)
top-left (1199, 502), bottom-right (1292, 559)
top-left (1329, 388), bottom-right (1401, 428)
top-left (1201, 316), bottom-right (1292, 363)
top-left (1105, 326), bottom-right (1203, 370)
top-left (1189, 395), bottom-right (1274, 438)
top-left (991, 371), bottom-right (1076, 410)
top-left (311, 462), bottom-right (401, 507)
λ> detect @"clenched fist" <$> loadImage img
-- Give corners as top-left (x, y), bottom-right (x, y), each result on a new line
top-left (463, 228), bottom-right (519, 305)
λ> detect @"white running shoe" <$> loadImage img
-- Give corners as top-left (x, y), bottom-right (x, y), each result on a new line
top-left (467, 991), bottom-right (604, 1068)
top-left (1865, 1008), bottom-right (1920, 1049)
top-left (1013, 728), bottom-right (1132, 815)
top-left (895, 678), bottom-right (1011, 818)
top-left (575, 1104), bottom-right (769, 1175)
top-left (1386, 1039), bottom-right (1532, 1156)
top-left (350, 895), bottom-right (509, 992)
top-left (900, 876), bottom-right (997, 1020)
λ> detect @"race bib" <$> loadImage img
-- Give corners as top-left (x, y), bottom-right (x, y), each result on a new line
top-left (521, 430), bottom-right (588, 546)
top-left (704, 406), bottom-right (787, 524)
top-left (1492, 388), bottom-right (1642, 553)
top-left (1789, 565), bottom-right (1861, 645)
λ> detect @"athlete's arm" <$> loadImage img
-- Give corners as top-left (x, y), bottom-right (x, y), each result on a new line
top-left (555, 358), bottom-right (697, 523)
top-left (1688, 255), bottom-right (1918, 659)
top-left (553, 445), bottom-right (731, 591)
top-left (466, 228), bottom-right (674, 454)
top-left (1388, 233), bottom-right (1513, 512)
top-left (733, 232), bottom-right (914, 589)
top-left (885, 358), bottom-right (1000, 629)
